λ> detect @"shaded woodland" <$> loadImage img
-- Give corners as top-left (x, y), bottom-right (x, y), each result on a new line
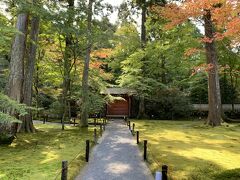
top-left (0, 0), bottom-right (240, 140)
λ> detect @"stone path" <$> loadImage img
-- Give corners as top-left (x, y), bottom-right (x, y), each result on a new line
top-left (75, 120), bottom-right (153, 180)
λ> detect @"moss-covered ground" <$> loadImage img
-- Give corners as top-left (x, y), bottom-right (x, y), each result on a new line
top-left (0, 123), bottom-right (98, 180)
top-left (132, 120), bottom-right (240, 180)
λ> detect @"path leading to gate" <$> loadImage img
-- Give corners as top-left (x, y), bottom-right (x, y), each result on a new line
top-left (75, 120), bottom-right (153, 180)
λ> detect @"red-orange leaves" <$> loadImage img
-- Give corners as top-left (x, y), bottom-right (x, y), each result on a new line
top-left (191, 63), bottom-right (217, 76)
top-left (184, 48), bottom-right (202, 57)
top-left (225, 17), bottom-right (240, 39)
top-left (92, 48), bottom-right (112, 59)
top-left (214, 32), bottom-right (225, 41)
top-left (152, 4), bottom-right (189, 30)
top-left (154, 0), bottom-right (240, 42)
top-left (201, 36), bottom-right (214, 43)
top-left (90, 61), bottom-right (103, 69)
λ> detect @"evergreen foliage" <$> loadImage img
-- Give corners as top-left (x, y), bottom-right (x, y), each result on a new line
top-left (0, 92), bottom-right (27, 123)
top-left (0, 92), bottom-right (26, 144)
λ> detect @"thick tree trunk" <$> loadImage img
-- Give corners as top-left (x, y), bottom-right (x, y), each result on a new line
top-left (141, 0), bottom-right (147, 48)
top-left (137, 0), bottom-right (147, 119)
top-left (229, 71), bottom-right (235, 111)
top-left (61, 0), bottom-right (74, 130)
top-left (80, 0), bottom-right (93, 127)
top-left (34, 49), bottom-right (44, 119)
top-left (137, 96), bottom-right (146, 119)
top-left (204, 10), bottom-right (222, 126)
top-left (6, 13), bottom-right (28, 103)
top-left (61, 49), bottom-right (71, 130)
top-left (5, 13), bottom-right (28, 135)
top-left (20, 15), bottom-right (40, 133)
top-left (34, 58), bottom-right (39, 119)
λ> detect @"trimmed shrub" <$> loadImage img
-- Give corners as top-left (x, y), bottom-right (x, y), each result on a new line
top-left (146, 88), bottom-right (193, 119)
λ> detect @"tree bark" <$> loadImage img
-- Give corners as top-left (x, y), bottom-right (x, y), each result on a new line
top-left (80, 0), bottom-right (93, 127)
top-left (6, 13), bottom-right (28, 103)
top-left (141, 0), bottom-right (147, 48)
top-left (204, 10), bottom-right (222, 126)
top-left (137, 96), bottom-right (146, 119)
top-left (20, 14), bottom-right (40, 133)
top-left (4, 13), bottom-right (28, 135)
top-left (61, 0), bottom-right (74, 130)
top-left (137, 0), bottom-right (147, 119)
top-left (34, 49), bottom-right (44, 119)
top-left (229, 70), bottom-right (235, 111)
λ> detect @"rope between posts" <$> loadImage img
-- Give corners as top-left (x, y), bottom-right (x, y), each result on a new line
top-left (53, 149), bottom-right (82, 180)
top-left (148, 143), bottom-right (162, 168)
top-left (131, 125), bottom-right (160, 167)
top-left (53, 120), bottom-right (105, 179)
top-left (132, 124), bottom-right (171, 176)
top-left (132, 128), bottom-right (159, 165)
top-left (53, 141), bottom-right (93, 180)
top-left (148, 143), bottom-right (172, 177)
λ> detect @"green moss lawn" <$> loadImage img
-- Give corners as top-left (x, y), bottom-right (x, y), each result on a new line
top-left (0, 123), bottom-right (97, 180)
top-left (132, 120), bottom-right (240, 180)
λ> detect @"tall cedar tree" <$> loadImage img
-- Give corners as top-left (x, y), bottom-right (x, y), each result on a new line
top-left (20, 7), bottom-right (40, 132)
top-left (6, 12), bottom-right (28, 133)
top-left (138, 0), bottom-right (147, 119)
top-left (61, 0), bottom-right (74, 130)
top-left (6, 0), bottom-right (41, 133)
top-left (135, 0), bottom-right (166, 118)
top-left (81, 0), bottom-right (93, 127)
top-left (7, 13), bottom-right (28, 104)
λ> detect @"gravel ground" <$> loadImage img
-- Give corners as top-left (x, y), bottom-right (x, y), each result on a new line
top-left (75, 120), bottom-right (154, 180)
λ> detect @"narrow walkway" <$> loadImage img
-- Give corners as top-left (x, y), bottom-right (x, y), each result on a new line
top-left (75, 120), bottom-right (153, 180)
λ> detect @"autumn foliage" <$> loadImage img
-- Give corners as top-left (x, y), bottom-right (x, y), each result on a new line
top-left (154, 0), bottom-right (240, 42)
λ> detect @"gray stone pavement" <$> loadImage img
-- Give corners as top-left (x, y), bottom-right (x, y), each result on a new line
top-left (75, 120), bottom-right (154, 180)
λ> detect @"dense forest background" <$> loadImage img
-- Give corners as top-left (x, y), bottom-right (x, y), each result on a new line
top-left (0, 0), bottom-right (240, 133)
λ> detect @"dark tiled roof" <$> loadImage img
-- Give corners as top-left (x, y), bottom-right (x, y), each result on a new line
top-left (101, 88), bottom-right (136, 95)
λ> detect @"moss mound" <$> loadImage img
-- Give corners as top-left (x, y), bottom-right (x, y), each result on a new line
top-left (213, 168), bottom-right (240, 180)
top-left (0, 123), bottom-right (15, 145)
